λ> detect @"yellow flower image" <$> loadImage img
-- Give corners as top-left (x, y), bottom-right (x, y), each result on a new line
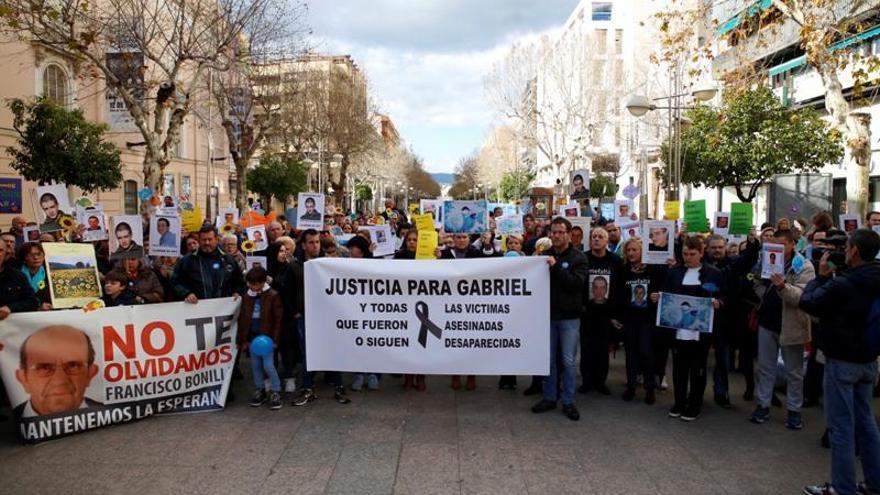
top-left (59, 216), bottom-right (75, 230)
top-left (220, 223), bottom-right (234, 234)
top-left (241, 240), bottom-right (256, 253)
top-left (83, 299), bottom-right (105, 312)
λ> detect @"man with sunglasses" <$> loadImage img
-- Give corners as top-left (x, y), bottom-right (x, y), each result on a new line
top-left (14, 325), bottom-right (101, 418)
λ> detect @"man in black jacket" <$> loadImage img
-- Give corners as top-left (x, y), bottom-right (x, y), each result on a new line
top-left (800, 229), bottom-right (880, 495)
top-left (172, 226), bottom-right (244, 302)
top-left (0, 239), bottom-right (39, 319)
top-left (531, 217), bottom-right (588, 421)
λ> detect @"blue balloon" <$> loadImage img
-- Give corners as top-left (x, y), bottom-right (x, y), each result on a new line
top-left (250, 335), bottom-right (274, 357)
top-left (504, 250), bottom-right (521, 257)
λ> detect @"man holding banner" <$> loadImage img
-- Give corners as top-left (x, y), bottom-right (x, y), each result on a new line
top-left (531, 217), bottom-right (587, 421)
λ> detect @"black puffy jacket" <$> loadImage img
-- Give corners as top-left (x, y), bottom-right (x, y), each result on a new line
top-left (545, 244), bottom-right (588, 320)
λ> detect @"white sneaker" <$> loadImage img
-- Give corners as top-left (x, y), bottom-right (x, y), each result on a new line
top-left (284, 378), bottom-right (297, 393)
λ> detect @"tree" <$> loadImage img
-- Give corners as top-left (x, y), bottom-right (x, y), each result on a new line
top-left (673, 86), bottom-right (843, 202)
top-left (448, 152), bottom-right (481, 199)
top-left (210, 2), bottom-right (309, 210)
top-left (591, 175), bottom-right (619, 201)
top-left (498, 169), bottom-right (535, 202)
top-left (247, 155), bottom-right (308, 208)
top-left (654, 0), bottom-right (879, 215)
top-left (0, 0), bottom-right (287, 212)
top-left (7, 98), bottom-right (122, 192)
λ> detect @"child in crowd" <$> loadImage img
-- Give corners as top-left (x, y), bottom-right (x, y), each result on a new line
top-left (237, 266), bottom-right (284, 410)
top-left (102, 270), bottom-right (138, 307)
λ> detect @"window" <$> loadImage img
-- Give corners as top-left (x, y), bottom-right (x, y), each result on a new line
top-left (42, 64), bottom-right (68, 104)
top-left (591, 2), bottom-right (612, 21)
top-left (615, 29), bottom-right (624, 54)
top-left (596, 29), bottom-right (607, 54)
top-left (123, 180), bottom-right (139, 214)
top-left (181, 175), bottom-right (191, 200)
top-left (163, 174), bottom-right (175, 197)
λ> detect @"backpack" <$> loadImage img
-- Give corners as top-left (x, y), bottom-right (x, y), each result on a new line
top-left (866, 297), bottom-right (880, 355)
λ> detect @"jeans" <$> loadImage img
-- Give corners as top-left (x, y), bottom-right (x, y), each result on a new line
top-left (297, 318), bottom-right (342, 390)
top-left (672, 338), bottom-right (710, 410)
top-left (624, 319), bottom-right (655, 390)
top-left (825, 358), bottom-right (880, 495)
top-left (251, 350), bottom-right (281, 392)
top-left (756, 327), bottom-right (804, 411)
top-left (544, 318), bottom-right (580, 405)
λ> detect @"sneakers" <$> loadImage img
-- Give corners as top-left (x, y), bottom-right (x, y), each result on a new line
top-left (562, 404), bottom-right (580, 421)
top-left (249, 390), bottom-right (266, 407)
top-left (366, 374), bottom-right (379, 390)
top-left (668, 404), bottom-right (684, 418)
top-left (292, 388), bottom-right (316, 406)
top-left (351, 374), bottom-right (365, 391)
top-left (622, 387), bottom-right (636, 402)
top-left (786, 410), bottom-right (803, 430)
top-left (680, 406), bottom-right (700, 422)
top-left (749, 406), bottom-right (771, 424)
top-left (334, 386), bottom-right (352, 404)
top-left (268, 392), bottom-right (282, 410)
top-left (531, 399), bottom-right (557, 413)
top-left (645, 388), bottom-right (656, 405)
top-left (803, 483), bottom-right (837, 494)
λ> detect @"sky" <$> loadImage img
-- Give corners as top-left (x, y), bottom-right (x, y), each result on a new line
top-left (306, 0), bottom-right (579, 174)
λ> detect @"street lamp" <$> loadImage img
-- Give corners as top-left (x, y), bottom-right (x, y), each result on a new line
top-left (625, 82), bottom-right (717, 201)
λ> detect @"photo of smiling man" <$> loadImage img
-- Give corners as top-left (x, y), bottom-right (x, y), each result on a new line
top-left (13, 325), bottom-right (101, 418)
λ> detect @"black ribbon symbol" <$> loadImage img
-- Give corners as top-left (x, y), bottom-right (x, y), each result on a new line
top-left (415, 301), bottom-right (442, 348)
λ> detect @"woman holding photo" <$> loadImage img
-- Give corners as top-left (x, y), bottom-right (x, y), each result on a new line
top-left (18, 242), bottom-right (52, 311)
top-left (613, 238), bottom-right (667, 405)
top-left (651, 236), bottom-right (726, 422)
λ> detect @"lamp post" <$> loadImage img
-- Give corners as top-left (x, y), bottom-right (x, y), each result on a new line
top-left (625, 79), bottom-right (716, 202)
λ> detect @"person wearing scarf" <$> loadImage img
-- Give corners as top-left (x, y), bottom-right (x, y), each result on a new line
top-left (18, 242), bottom-right (51, 311)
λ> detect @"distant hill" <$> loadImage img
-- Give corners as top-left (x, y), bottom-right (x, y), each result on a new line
top-left (431, 173), bottom-right (455, 185)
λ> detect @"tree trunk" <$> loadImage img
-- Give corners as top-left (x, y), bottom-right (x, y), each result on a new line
top-left (233, 155), bottom-right (249, 211)
top-left (141, 148), bottom-right (162, 215)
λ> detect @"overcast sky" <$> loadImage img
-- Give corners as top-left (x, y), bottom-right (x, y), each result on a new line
top-left (306, 0), bottom-right (579, 173)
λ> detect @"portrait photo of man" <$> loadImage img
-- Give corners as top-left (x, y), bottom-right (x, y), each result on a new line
top-left (156, 217), bottom-right (177, 247)
top-left (113, 221), bottom-right (143, 258)
top-left (86, 216), bottom-right (101, 232)
top-left (589, 275), bottom-right (609, 304)
top-left (716, 216), bottom-right (729, 229)
top-left (14, 325), bottom-right (101, 418)
top-left (570, 171), bottom-right (589, 200)
top-left (632, 284), bottom-right (647, 308)
top-left (299, 197), bottom-right (322, 222)
top-left (648, 227), bottom-right (669, 252)
top-left (38, 193), bottom-right (68, 233)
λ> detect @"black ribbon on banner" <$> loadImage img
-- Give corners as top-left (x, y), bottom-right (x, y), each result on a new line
top-left (415, 301), bottom-right (442, 348)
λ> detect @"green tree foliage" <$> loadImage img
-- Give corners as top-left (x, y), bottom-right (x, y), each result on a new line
top-left (673, 86), bottom-right (843, 202)
top-left (247, 155), bottom-right (308, 206)
top-left (498, 169), bottom-right (535, 201)
top-left (590, 175), bottom-right (618, 201)
top-left (7, 97), bottom-right (122, 192)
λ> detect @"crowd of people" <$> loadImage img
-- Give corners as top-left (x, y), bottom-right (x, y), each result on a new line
top-left (0, 199), bottom-right (878, 495)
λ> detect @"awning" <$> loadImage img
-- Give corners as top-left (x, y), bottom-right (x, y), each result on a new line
top-left (766, 24), bottom-right (880, 76)
top-left (715, 0), bottom-right (773, 37)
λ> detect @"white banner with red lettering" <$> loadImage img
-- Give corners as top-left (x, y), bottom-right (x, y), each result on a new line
top-left (304, 257), bottom-right (550, 375)
top-left (0, 298), bottom-right (239, 443)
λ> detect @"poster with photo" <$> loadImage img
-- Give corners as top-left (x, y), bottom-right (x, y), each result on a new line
top-left (614, 199), bottom-right (635, 223)
top-left (216, 208), bottom-right (239, 230)
top-left (296, 193), bottom-right (325, 230)
top-left (566, 217), bottom-right (590, 250)
top-left (443, 200), bottom-right (488, 234)
top-left (761, 243), bottom-right (785, 279)
top-left (149, 214), bottom-right (181, 257)
top-left (76, 205), bottom-right (108, 242)
top-left (588, 274), bottom-right (610, 304)
top-left (642, 220), bottom-right (675, 265)
top-left (109, 215), bottom-right (144, 261)
top-left (246, 226), bottom-right (268, 252)
top-left (569, 169), bottom-right (590, 200)
top-left (619, 220), bottom-right (641, 242)
top-left (839, 214), bottom-right (861, 233)
top-left (600, 203), bottom-right (615, 221)
top-left (245, 256), bottom-right (268, 273)
top-left (874, 226), bottom-right (880, 259)
top-left (630, 283), bottom-right (649, 308)
top-left (714, 212), bottom-right (730, 237)
top-left (496, 214), bottom-right (524, 235)
top-left (35, 184), bottom-right (73, 233)
top-left (43, 242), bottom-right (102, 309)
top-left (656, 292), bottom-right (714, 333)
top-left (369, 225), bottom-right (395, 257)
top-left (562, 203), bottom-right (580, 218)
top-left (420, 199), bottom-right (444, 229)
top-left (23, 226), bottom-right (41, 243)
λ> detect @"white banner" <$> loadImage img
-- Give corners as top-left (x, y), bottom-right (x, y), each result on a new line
top-left (304, 257), bottom-right (550, 375)
top-left (0, 299), bottom-right (239, 443)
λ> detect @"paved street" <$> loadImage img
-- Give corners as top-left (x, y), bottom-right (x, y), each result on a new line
top-left (0, 358), bottom-right (841, 495)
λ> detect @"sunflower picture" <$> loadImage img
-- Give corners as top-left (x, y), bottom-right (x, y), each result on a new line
top-left (59, 215), bottom-right (75, 230)
top-left (241, 239), bottom-right (256, 253)
top-left (220, 223), bottom-right (235, 235)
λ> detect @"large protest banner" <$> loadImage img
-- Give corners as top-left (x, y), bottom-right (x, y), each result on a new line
top-left (305, 257), bottom-right (550, 375)
top-left (0, 298), bottom-right (239, 443)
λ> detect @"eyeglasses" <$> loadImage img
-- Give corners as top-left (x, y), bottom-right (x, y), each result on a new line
top-left (28, 361), bottom-right (88, 377)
